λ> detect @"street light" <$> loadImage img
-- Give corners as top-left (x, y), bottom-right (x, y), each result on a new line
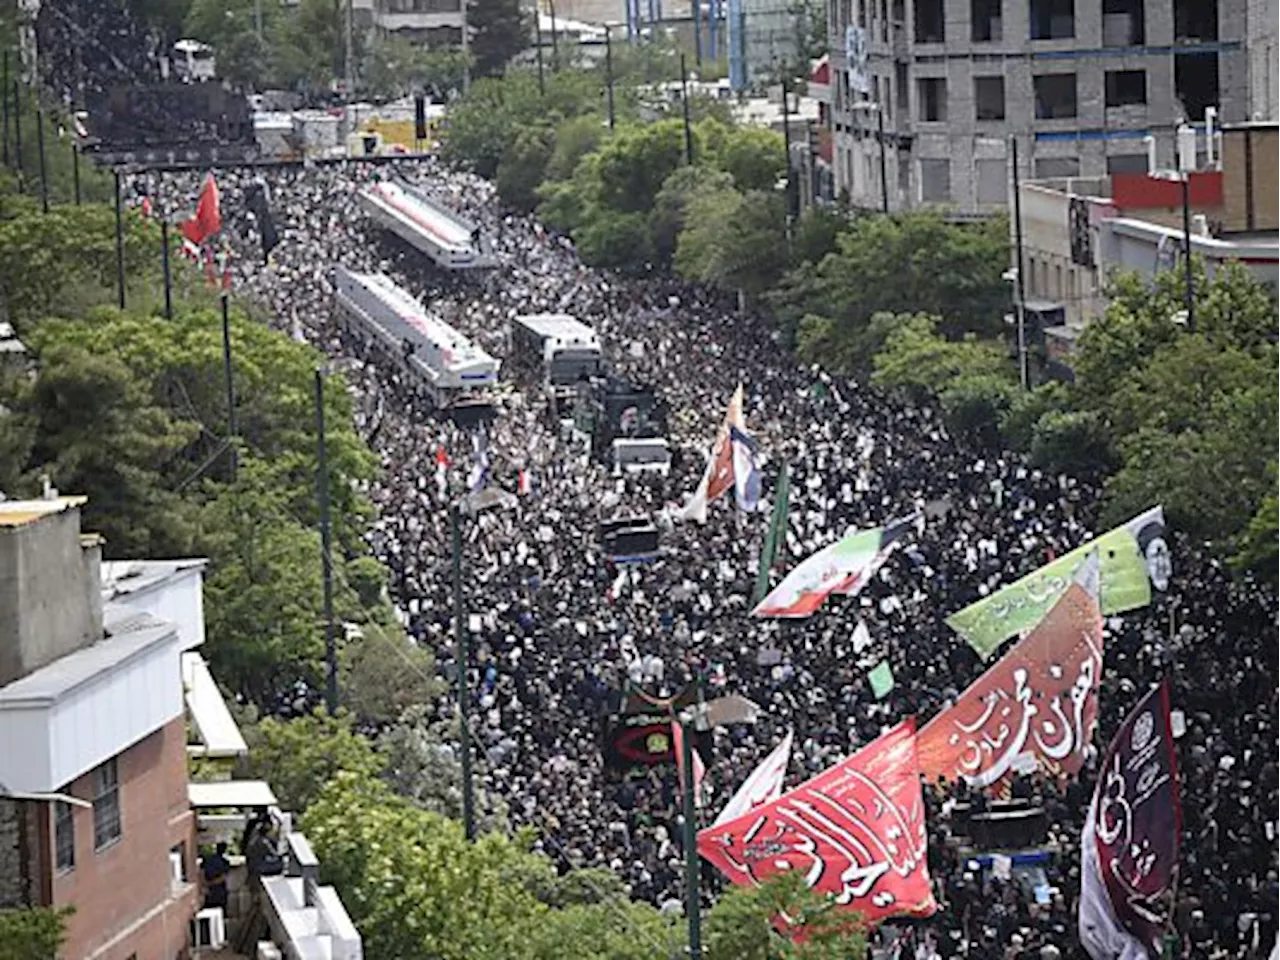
top-left (850, 99), bottom-right (889, 214)
top-left (1150, 166), bottom-right (1195, 334)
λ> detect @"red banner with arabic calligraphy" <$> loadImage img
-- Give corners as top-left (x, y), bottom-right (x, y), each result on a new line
top-left (697, 719), bottom-right (937, 927)
top-left (1079, 680), bottom-right (1181, 960)
top-left (917, 557), bottom-right (1104, 791)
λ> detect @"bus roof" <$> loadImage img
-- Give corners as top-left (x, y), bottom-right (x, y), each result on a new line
top-left (513, 313), bottom-right (600, 349)
top-left (349, 271), bottom-right (493, 368)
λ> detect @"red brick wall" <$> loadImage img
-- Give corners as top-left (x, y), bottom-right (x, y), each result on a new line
top-left (48, 717), bottom-right (198, 960)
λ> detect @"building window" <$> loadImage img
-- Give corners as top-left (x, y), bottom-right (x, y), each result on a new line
top-left (1106, 153), bottom-right (1149, 174)
top-left (974, 76), bottom-right (1006, 120)
top-left (54, 801), bottom-right (75, 872)
top-left (1029, 0), bottom-right (1074, 39)
top-left (914, 0), bottom-right (945, 42)
top-left (1175, 53), bottom-right (1219, 118)
top-left (92, 759), bottom-right (121, 850)
top-left (1035, 156), bottom-right (1081, 177)
top-left (1101, 0), bottom-right (1144, 45)
top-left (1034, 73), bottom-right (1077, 118)
top-left (895, 62), bottom-right (909, 112)
top-left (920, 158), bottom-right (951, 202)
top-left (972, 0), bottom-right (1003, 41)
top-left (917, 77), bottom-right (947, 121)
top-left (975, 158), bottom-right (1006, 204)
top-left (1105, 70), bottom-right (1147, 107)
top-left (1174, 0), bottom-right (1216, 41)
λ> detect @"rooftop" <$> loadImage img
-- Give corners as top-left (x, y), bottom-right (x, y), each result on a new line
top-left (0, 496), bottom-right (88, 529)
top-left (102, 558), bottom-right (208, 603)
top-left (0, 612), bottom-right (173, 708)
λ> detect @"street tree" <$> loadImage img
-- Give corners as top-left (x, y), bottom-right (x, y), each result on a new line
top-left (469, 0), bottom-right (530, 78)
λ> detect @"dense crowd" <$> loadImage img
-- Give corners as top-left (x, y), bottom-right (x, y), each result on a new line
top-left (35, 0), bottom-right (161, 108)
top-left (127, 157), bottom-right (1278, 960)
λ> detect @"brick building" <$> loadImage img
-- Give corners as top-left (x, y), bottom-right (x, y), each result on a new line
top-left (825, 0), bottom-right (1280, 214)
top-left (0, 497), bottom-right (198, 960)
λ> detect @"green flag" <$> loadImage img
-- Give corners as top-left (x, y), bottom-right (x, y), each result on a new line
top-left (752, 462), bottom-right (790, 607)
top-left (868, 660), bottom-right (895, 699)
top-left (947, 505), bottom-right (1169, 659)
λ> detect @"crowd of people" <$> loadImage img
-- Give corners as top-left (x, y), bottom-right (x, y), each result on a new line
top-left (34, 0), bottom-right (162, 109)
top-left (127, 157), bottom-right (1278, 960)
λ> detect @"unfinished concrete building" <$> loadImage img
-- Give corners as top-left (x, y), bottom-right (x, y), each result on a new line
top-left (827, 0), bottom-right (1278, 215)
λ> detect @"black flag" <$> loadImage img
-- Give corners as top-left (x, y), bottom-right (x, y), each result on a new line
top-left (245, 181), bottom-right (279, 262)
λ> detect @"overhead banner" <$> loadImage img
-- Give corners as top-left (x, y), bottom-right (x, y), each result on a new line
top-left (919, 553), bottom-right (1104, 790)
top-left (698, 719), bottom-right (936, 927)
top-left (947, 506), bottom-right (1168, 659)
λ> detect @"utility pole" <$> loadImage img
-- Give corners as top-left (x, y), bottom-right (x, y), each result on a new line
top-left (220, 294), bottom-right (239, 479)
top-left (160, 218), bottom-right (173, 320)
top-left (315, 370), bottom-right (339, 717)
top-left (680, 683), bottom-right (707, 960)
top-left (344, 0), bottom-right (354, 101)
top-left (782, 67), bottom-right (793, 221)
top-left (691, 0), bottom-right (702, 66)
top-left (549, 0), bottom-right (560, 71)
top-left (876, 105), bottom-right (889, 214)
top-left (460, 0), bottom-right (470, 93)
top-left (1010, 136), bottom-right (1029, 390)
top-left (535, 8), bottom-right (546, 96)
top-left (2, 51), bottom-right (9, 169)
top-left (13, 80), bottom-right (23, 181)
top-left (71, 139), bottom-right (80, 205)
top-left (680, 54), bottom-right (693, 164)
top-left (35, 107), bottom-right (46, 213)
top-left (451, 502), bottom-right (477, 840)
top-left (1180, 174), bottom-right (1195, 333)
top-left (113, 169), bottom-right (126, 309)
top-left (605, 30), bottom-right (616, 129)
top-left (254, 0), bottom-right (263, 41)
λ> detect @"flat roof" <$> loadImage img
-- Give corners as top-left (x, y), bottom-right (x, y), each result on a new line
top-left (182, 653), bottom-right (249, 758)
top-left (0, 496), bottom-right (88, 529)
top-left (101, 558), bottom-right (208, 602)
top-left (188, 779), bottom-right (279, 809)
top-left (0, 614), bottom-right (174, 707)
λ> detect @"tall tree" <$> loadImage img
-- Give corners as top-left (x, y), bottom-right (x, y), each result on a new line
top-left (469, 0), bottom-right (529, 79)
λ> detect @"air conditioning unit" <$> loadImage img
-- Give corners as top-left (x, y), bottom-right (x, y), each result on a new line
top-left (256, 942), bottom-right (283, 960)
top-left (192, 908), bottom-right (226, 950)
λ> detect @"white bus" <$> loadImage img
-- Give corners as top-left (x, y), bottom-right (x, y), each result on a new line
top-left (509, 313), bottom-right (602, 394)
top-left (172, 40), bottom-right (216, 82)
top-left (335, 268), bottom-right (499, 410)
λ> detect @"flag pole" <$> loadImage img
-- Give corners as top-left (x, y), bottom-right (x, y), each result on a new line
top-left (220, 293), bottom-right (238, 479)
top-left (35, 107), bottom-right (47, 213)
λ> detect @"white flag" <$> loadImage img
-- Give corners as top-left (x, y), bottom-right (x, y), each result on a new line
top-left (712, 730), bottom-right (793, 827)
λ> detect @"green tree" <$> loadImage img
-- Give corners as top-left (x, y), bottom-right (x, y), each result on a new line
top-left (0, 907), bottom-right (73, 960)
top-left (362, 34), bottom-right (472, 100)
top-left (1232, 462), bottom-right (1278, 581)
top-left (303, 771), bottom-right (550, 960)
top-left (703, 872), bottom-right (868, 960)
top-left (648, 165), bottom-right (735, 268)
top-left (870, 313), bottom-right (1012, 395)
top-left (270, 0), bottom-right (349, 91)
top-left (3, 343), bottom-right (200, 556)
top-left (341, 623), bottom-right (445, 729)
top-left (595, 120), bottom-right (687, 214)
top-left (241, 710), bottom-right (386, 814)
top-left (675, 187), bottom-right (788, 295)
top-left (700, 120), bottom-right (787, 193)
top-left (469, 0), bottom-right (530, 78)
top-left (184, 0), bottom-right (278, 89)
top-left (496, 124), bottom-right (556, 212)
top-left (378, 706), bottom-right (511, 833)
top-left (767, 211), bottom-right (1009, 370)
top-left (790, 205), bottom-right (847, 267)
top-left (1028, 409), bottom-right (1114, 476)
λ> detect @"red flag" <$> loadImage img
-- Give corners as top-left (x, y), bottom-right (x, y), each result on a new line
top-left (698, 719), bottom-right (936, 928)
top-left (181, 174), bottom-right (222, 246)
top-left (916, 552), bottom-right (1104, 793)
top-left (140, 196), bottom-right (153, 219)
top-left (1079, 680), bottom-right (1181, 960)
top-left (435, 445), bottom-right (450, 468)
top-left (672, 719), bottom-right (706, 808)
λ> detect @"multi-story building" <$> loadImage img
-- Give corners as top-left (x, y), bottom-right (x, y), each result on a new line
top-left (353, 0), bottom-right (465, 46)
top-left (0, 496), bottom-right (198, 959)
top-left (826, 0), bottom-right (1279, 215)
